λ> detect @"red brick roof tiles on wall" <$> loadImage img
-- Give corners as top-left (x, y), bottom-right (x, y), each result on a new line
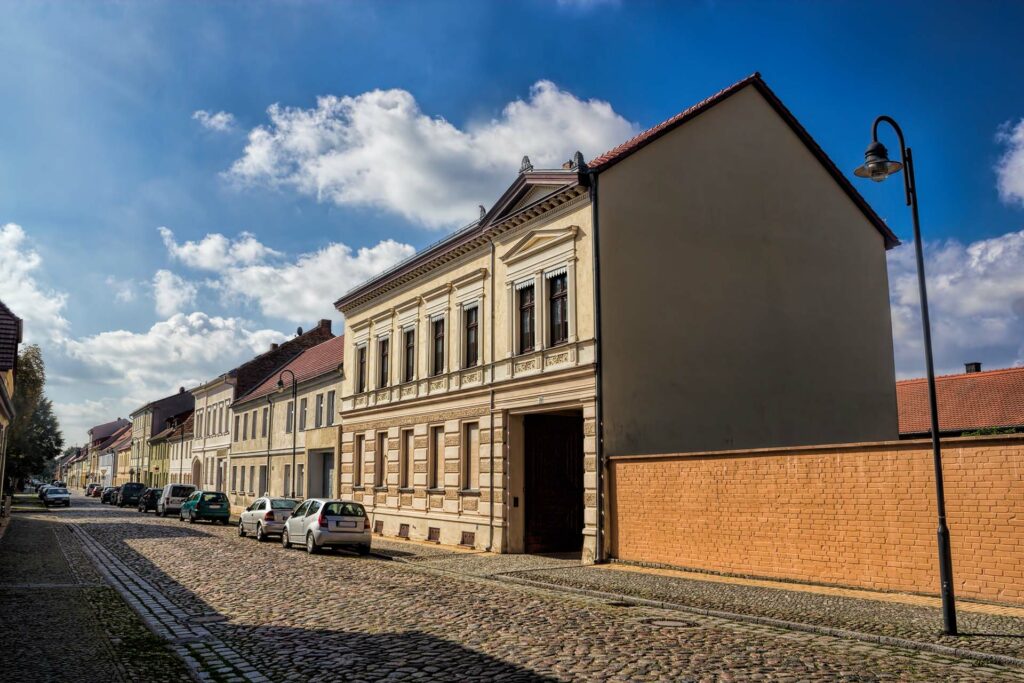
top-left (897, 366), bottom-right (1024, 435)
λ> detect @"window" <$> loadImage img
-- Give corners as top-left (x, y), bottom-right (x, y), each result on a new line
top-left (432, 318), bottom-right (445, 376)
top-left (326, 391), bottom-right (335, 426)
top-left (242, 413), bottom-right (249, 441)
top-left (400, 429), bottom-right (414, 489)
top-left (219, 405), bottom-right (225, 434)
top-left (231, 466), bottom-right (237, 492)
top-left (357, 345), bottom-right (367, 393)
top-left (283, 464), bottom-right (292, 497)
top-left (251, 410), bottom-right (258, 439)
top-left (549, 273), bottom-right (569, 346)
top-left (378, 337), bottom-right (390, 387)
top-left (315, 394), bottom-right (324, 428)
top-left (233, 415), bottom-right (240, 442)
top-left (258, 466), bottom-right (267, 496)
top-left (299, 398), bottom-right (308, 431)
top-left (403, 329), bottom-right (415, 382)
top-left (286, 401), bottom-right (294, 434)
top-left (375, 432), bottom-right (387, 487)
top-left (296, 464), bottom-right (304, 497)
top-left (240, 465), bottom-right (246, 493)
top-left (291, 499), bottom-right (307, 518)
top-left (197, 412), bottom-right (203, 439)
top-left (464, 306), bottom-right (479, 367)
top-left (261, 407), bottom-right (269, 437)
top-left (429, 426), bottom-right (444, 489)
top-left (518, 285), bottom-right (535, 353)
top-left (248, 465), bottom-right (255, 493)
top-left (353, 435), bottom-right (364, 487)
top-left (462, 422), bottom-right (480, 491)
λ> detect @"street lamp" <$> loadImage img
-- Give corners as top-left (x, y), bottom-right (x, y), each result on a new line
top-left (265, 394), bottom-right (274, 497)
top-left (854, 115), bottom-right (957, 636)
top-left (277, 369), bottom-right (298, 498)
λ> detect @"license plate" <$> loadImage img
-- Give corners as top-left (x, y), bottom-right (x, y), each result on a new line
top-left (208, 504), bottom-right (222, 509)
top-left (336, 521), bottom-right (356, 529)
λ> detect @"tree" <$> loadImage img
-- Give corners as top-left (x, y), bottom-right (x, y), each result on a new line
top-left (4, 345), bottom-right (64, 488)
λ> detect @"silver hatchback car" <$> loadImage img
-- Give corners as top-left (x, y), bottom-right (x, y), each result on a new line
top-left (281, 499), bottom-right (371, 555)
top-left (238, 497), bottom-right (298, 542)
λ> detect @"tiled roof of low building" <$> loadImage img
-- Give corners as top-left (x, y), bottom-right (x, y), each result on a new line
top-left (0, 299), bottom-right (22, 372)
top-left (95, 424), bottom-right (131, 452)
top-left (235, 335), bottom-right (345, 406)
top-left (897, 366), bottom-right (1024, 435)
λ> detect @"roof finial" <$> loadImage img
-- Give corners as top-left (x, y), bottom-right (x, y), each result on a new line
top-left (478, 205), bottom-right (486, 219)
top-left (520, 155), bottom-right (533, 174)
top-left (573, 150), bottom-right (587, 173)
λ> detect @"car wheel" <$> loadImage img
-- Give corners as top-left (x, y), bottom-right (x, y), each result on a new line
top-left (159, 507), bottom-right (166, 517)
top-left (281, 529), bottom-right (291, 549)
top-left (255, 524), bottom-right (266, 542)
top-left (238, 520), bottom-right (246, 537)
top-left (358, 544), bottom-right (371, 556)
top-left (306, 532), bottom-right (319, 555)
top-left (188, 511), bottom-right (196, 524)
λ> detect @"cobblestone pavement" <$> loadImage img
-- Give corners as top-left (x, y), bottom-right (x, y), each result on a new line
top-left (18, 494), bottom-right (1024, 681)
top-left (0, 496), bottom-right (189, 682)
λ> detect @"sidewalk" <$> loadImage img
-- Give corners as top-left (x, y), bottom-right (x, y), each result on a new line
top-left (0, 502), bottom-right (189, 682)
top-left (371, 536), bottom-right (1024, 665)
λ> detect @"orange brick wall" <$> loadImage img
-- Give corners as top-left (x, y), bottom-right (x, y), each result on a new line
top-left (609, 435), bottom-right (1024, 604)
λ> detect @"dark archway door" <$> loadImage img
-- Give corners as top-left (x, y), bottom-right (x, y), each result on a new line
top-left (191, 460), bottom-right (202, 487)
top-left (524, 413), bottom-right (584, 554)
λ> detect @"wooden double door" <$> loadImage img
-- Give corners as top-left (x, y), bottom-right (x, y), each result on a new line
top-left (523, 413), bottom-right (584, 554)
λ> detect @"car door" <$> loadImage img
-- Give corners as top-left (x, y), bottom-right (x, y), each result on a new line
top-left (246, 499), bottom-right (264, 531)
top-left (288, 501), bottom-right (309, 536)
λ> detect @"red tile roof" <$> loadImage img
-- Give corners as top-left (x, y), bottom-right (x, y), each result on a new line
top-left (235, 335), bottom-right (345, 405)
top-left (897, 366), bottom-right (1024, 435)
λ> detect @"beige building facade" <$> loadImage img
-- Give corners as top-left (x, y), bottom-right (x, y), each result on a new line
top-left (191, 377), bottom-right (233, 490)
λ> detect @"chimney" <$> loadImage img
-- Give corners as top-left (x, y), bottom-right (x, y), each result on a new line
top-left (270, 343), bottom-right (279, 351)
top-left (965, 362), bottom-right (982, 374)
top-left (318, 319), bottom-right (332, 332)
top-left (178, 386), bottom-right (185, 393)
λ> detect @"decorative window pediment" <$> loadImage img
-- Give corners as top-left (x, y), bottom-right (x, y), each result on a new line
top-left (501, 225), bottom-right (579, 267)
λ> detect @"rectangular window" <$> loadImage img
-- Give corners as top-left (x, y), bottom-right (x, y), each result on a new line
top-left (549, 273), bottom-right (568, 346)
top-left (326, 391), bottom-right (335, 426)
top-left (249, 465), bottom-right (255, 493)
top-left (464, 306), bottom-right (479, 367)
top-left (234, 415), bottom-right (240, 442)
top-left (429, 426), bottom-right (444, 489)
top-left (299, 398), bottom-right (308, 431)
top-left (375, 432), bottom-right (387, 487)
top-left (243, 413), bottom-right (249, 441)
top-left (240, 465), bottom-right (246, 493)
top-left (258, 465), bottom-right (267, 496)
top-left (378, 337), bottom-right (390, 388)
top-left (518, 285), bottom-right (535, 353)
top-left (231, 466), bottom-right (237, 492)
top-left (432, 318), bottom-right (445, 376)
top-left (353, 435), bottom-right (364, 487)
top-left (315, 394), bottom-right (323, 428)
top-left (462, 422), bottom-right (480, 491)
top-left (251, 410), bottom-right (258, 439)
top-left (296, 464), bottom-right (304, 497)
top-left (283, 464), bottom-right (292, 497)
top-left (357, 345), bottom-right (367, 393)
top-left (219, 405), bottom-right (225, 434)
top-left (400, 429), bottom-right (414, 489)
top-left (285, 401), bottom-right (294, 434)
top-left (261, 407), bottom-right (269, 437)
top-left (197, 412), bottom-right (203, 439)
top-left (403, 329), bottom-right (415, 382)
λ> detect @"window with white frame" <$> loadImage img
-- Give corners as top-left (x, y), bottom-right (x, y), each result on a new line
top-left (431, 318), bottom-right (445, 376)
top-left (464, 306), bottom-right (479, 367)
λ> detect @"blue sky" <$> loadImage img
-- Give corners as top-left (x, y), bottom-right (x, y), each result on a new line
top-left (2, 0), bottom-right (1023, 441)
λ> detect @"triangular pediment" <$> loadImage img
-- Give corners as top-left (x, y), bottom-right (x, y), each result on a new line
top-left (482, 171), bottom-right (579, 226)
top-left (501, 225), bottom-right (579, 265)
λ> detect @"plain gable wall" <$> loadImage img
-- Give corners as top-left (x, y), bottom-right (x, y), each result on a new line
top-left (597, 85), bottom-right (898, 456)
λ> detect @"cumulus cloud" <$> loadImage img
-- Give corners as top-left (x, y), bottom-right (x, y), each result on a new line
top-left (0, 223), bottom-right (70, 344)
top-left (888, 229), bottom-right (1024, 377)
top-left (226, 80), bottom-right (636, 228)
top-left (996, 119), bottom-right (1024, 206)
top-left (159, 227), bottom-right (415, 323)
top-left (152, 269), bottom-right (198, 317)
top-left (105, 276), bottom-right (137, 303)
top-left (192, 109), bottom-right (236, 132)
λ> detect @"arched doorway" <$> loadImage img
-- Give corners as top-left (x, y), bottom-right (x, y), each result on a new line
top-left (191, 459), bottom-right (202, 487)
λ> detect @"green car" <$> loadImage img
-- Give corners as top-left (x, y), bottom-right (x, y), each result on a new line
top-left (179, 490), bottom-right (231, 524)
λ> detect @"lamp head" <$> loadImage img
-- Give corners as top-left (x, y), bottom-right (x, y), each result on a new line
top-left (276, 378), bottom-right (285, 394)
top-left (854, 140), bottom-right (903, 182)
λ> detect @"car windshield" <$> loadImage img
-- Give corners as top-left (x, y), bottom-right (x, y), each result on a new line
top-left (201, 493), bottom-right (226, 503)
top-left (271, 499), bottom-right (298, 510)
top-left (322, 502), bottom-right (365, 517)
top-left (170, 486), bottom-right (194, 497)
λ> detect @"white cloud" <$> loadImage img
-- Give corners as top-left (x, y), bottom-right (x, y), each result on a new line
top-left (888, 229), bottom-right (1024, 377)
top-left (226, 80), bottom-right (636, 228)
top-left (192, 109), bottom-right (236, 132)
top-left (0, 223), bottom-right (70, 344)
top-left (152, 269), bottom-right (198, 317)
top-left (105, 276), bottom-right (137, 303)
top-left (159, 226), bottom-right (281, 270)
top-left (159, 227), bottom-right (415, 323)
top-left (996, 119), bottom-right (1024, 206)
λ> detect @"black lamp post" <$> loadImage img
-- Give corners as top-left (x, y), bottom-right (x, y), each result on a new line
top-left (265, 394), bottom-right (274, 497)
top-left (854, 115), bottom-right (957, 636)
top-left (277, 369), bottom-right (298, 498)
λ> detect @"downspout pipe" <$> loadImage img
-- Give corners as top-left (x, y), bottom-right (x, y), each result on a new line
top-left (487, 235), bottom-right (497, 552)
top-left (265, 394), bottom-right (273, 496)
top-left (586, 166), bottom-right (607, 564)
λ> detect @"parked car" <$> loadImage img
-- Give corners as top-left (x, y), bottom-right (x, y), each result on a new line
top-left (116, 482), bottom-right (146, 507)
top-left (91, 486), bottom-right (103, 498)
top-left (179, 491), bottom-right (230, 524)
top-left (85, 483), bottom-right (99, 495)
top-left (37, 484), bottom-right (51, 500)
top-left (156, 483), bottom-right (196, 518)
top-left (137, 488), bottom-right (160, 513)
top-left (42, 487), bottom-right (71, 507)
top-left (52, 480), bottom-right (66, 488)
top-left (101, 486), bottom-right (119, 504)
top-left (238, 497), bottom-right (298, 541)
top-left (281, 499), bottom-right (371, 555)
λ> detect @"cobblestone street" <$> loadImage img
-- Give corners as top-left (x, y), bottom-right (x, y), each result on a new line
top-left (5, 492), bottom-right (1024, 682)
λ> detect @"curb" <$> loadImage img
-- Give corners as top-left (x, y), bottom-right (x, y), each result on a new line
top-left (379, 550), bottom-right (1024, 671)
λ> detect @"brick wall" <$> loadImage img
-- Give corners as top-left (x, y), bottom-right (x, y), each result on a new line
top-left (609, 435), bottom-right (1024, 604)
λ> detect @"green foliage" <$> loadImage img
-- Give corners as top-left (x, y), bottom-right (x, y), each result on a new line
top-left (960, 426), bottom-right (1021, 436)
top-left (5, 345), bottom-right (64, 486)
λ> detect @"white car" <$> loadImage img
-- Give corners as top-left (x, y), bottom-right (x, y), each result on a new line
top-left (238, 497), bottom-right (299, 542)
top-left (280, 499), bottom-right (371, 555)
top-left (42, 487), bottom-right (71, 507)
top-left (156, 483), bottom-right (196, 517)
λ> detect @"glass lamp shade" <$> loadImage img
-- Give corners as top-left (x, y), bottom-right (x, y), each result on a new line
top-left (854, 140), bottom-right (903, 182)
